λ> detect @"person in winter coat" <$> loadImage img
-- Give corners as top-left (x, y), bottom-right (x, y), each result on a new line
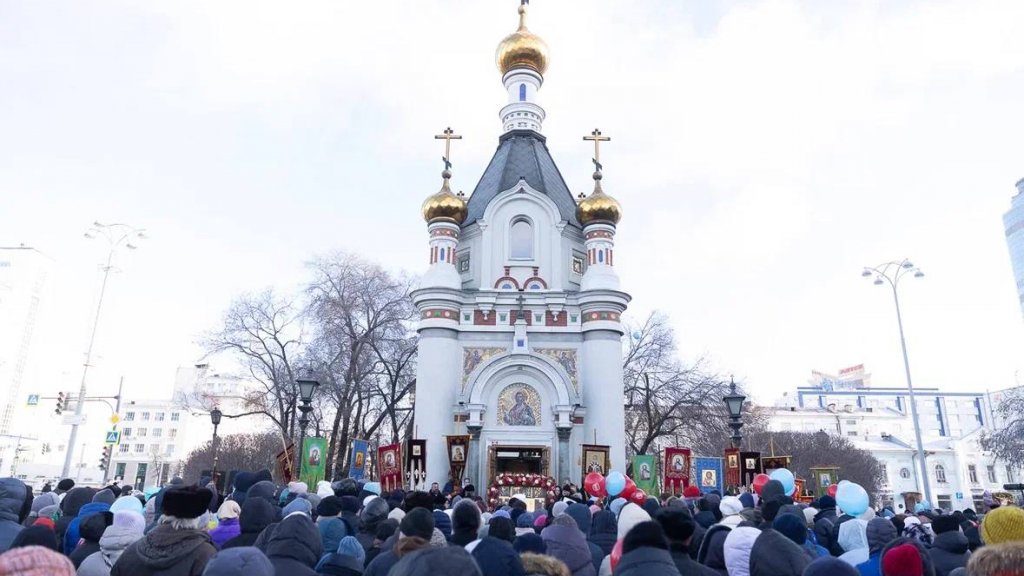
top-left (263, 513), bottom-right (323, 576)
top-left (221, 498), bottom-right (277, 550)
top-left (772, 512), bottom-right (827, 559)
top-left (693, 497), bottom-right (719, 530)
top-left (902, 516), bottom-right (933, 547)
top-left (856, 517), bottom-right (898, 576)
top-left (0, 545), bottom-right (77, 576)
top-left (613, 521), bottom-right (681, 576)
top-left (722, 526), bottom-right (760, 576)
top-left (565, 503), bottom-right (604, 573)
top-left (880, 538), bottom-right (937, 576)
top-left (319, 516), bottom-right (352, 560)
top-left (64, 489), bottom-right (114, 555)
top-left (589, 510), bottom-right (617, 557)
top-left (363, 519), bottom-right (398, 567)
top-left (805, 557), bottom-right (861, 576)
top-left (55, 486), bottom-right (94, 543)
top-left (391, 545), bottom-right (483, 576)
top-left (653, 508), bottom-right (718, 576)
top-left (469, 533), bottom-right (526, 576)
top-left (541, 514), bottom-right (597, 576)
top-left (110, 486), bottom-right (218, 576)
top-left (364, 508), bottom-right (434, 576)
top-left (960, 541), bottom-right (1024, 576)
top-left (23, 491), bottom-right (58, 527)
top-left (354, 497), bottom-right (389, 551)
top-left (451, 499), bottom-right (482, 548)
top-left (77, 511), bottom-right (146, 576)
top-left (208, 501), bottom-right (241, 549)
top-left (813, 496), bottom-right (839, 553)
top-left (927, 516), bottom-right (970, 576)
top-left (9, 524), bottom-right (58, 551)
top-left (199, 546), bottom-right (274, 576)
top-left (748, 528), bottom-right (810, 576)
top-left (838, 519), bottom-right (870, 566)
top-left (315, 535), bottom-right (365, 576)
top-left (0, 478), bottom-right (29, 553)
top-left (521, 552), bottom-right (571, 576)
top-left (69, 511), bottom-right (114, 567)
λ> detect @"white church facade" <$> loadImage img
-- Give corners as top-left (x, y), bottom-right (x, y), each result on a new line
top-left (411, 2), bottom-right (631, 490)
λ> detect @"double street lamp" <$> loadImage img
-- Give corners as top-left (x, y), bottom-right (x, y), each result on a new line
top-left (209, 407), bottom-right (222, 493)
top-left (723, 377), bottom-right (747, 448)
top-left (295, 376), bottom-right (320, 479)
top-left (862, 259), bottom-right (931, 505)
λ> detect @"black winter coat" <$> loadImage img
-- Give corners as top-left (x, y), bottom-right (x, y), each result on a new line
top-left (696, 525), bottom-right (731, 576)
top-left (110, 525), bottom-right (217, 576)
top-left (471, 536), bottom-right (526, 576)
top-left (928, 532), bottom-right (970, 576)
top-left (265, 514), bottom-right (323, 576)
top-left (221, 498), bottom-right (277, 550)
top-left (749, 529), bottom-right (810, 576)
top-left (69, 512), bottom-right (112, 568)
top-left (669, 547), bottom-right (720, 576)
top-left (616, 547), bottom-right (682, 576)
top-left (588, 511), bottom-right (618, 556)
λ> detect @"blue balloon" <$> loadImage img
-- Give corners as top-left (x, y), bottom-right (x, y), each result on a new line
top-left (769, 468), bottom-right (796, 495)
top-left (836, 482), bottom-right (869, 516)
top-left (606, 471), bottom-right (626, 497)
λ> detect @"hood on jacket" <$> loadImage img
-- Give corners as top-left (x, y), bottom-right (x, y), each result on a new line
top-left (239, 497), bottom-right (278, 535)
top-left (202, 545), bottom-right (275, 576)
top-left (723, 526), bottom-right (761, 576)
top-left (30, 491), bottom-right (60, 514)
top-left (931, 530), bottom-right (970, 554)
top-left (470, 536), bottom-right (524, 576)
top-left (133, 524), bottom-right (215, 570)
top-left (750, 528), bottom-right (810, 576)
top-left (246, 481), bottom-right (277, 505)
top-left (617, 503), bottom-right (652, 540)
top-left (565, 503), bottom-right (592, 537)
top-left (80, 511), bottom-right (114, 541)
top-left (614, 546), bottom-right (680, 576)
top-left (589, 510), bottom-right (618, 555)
top-left (838, 519), bottom-right (868, 553)
top-left (0, 478), bottom-right (28, 523)
top-left (393, 545), bottom-right (483, 576)
top-left (319, 517), bottom-right (351, 555)
top-left (541, 523), bottom-right (594, 576)
top-left (60, 487), bottom-right (96, 518)
top-left (264, 512), bottom-right (323, 567)
top-left (98, 519), bottom-right (145, 567)
top-left (866, 518), bottom-right (898, 555)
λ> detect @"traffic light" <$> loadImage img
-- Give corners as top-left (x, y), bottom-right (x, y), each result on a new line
top-left (99, 446), bottom-right (111, 471)
top-left (55, 392), bottom-right (65, 415)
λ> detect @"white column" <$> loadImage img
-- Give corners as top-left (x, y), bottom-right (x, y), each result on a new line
top-left (412, 325), bottom-right (461, 487)
top-left (580, 327), bottom-right (626, 472)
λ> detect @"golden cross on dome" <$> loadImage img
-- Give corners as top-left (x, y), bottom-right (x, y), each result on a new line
top-left (434, 127), bottom-right (462, 171)
top-left (583, 128), bottom-right (611, 171)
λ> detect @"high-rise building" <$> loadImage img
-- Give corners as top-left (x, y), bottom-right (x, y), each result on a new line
top-left (1003, 178), bottom-right (1024, 317)
top-left (0, 246), bottom-right (50, 437)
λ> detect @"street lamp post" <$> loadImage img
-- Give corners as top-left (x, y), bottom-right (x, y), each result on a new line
top-left (862, 259), bottom-right (931, 504)
top-left (723, 377), bottom-right (747, 449)
top-left (295, 376), bottom-right (320, 481)
top-left (62, 222), bottom-right (145, 479)
top-left (210, 407), bottom-right (222, 493)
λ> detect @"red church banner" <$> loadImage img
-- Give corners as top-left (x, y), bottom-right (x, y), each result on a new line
top-left (724, 448), bottom-right (741, 489)
top-left (378, 443), bottom-right (402, 492)
top-left (663, 447), bottom-right (692, 495)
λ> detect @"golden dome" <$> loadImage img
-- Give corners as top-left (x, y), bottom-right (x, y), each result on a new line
top-left (422, 170), bottom-right (468, 224)
top-left (496, 4), bottom-right (549, 76)
top-left (577, 172), bottom-right (622, 225)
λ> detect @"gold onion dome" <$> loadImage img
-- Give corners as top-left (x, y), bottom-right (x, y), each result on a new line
top-left (577, 171), bottom-right (622, 225)
top-left (422, 170), bottom-right (468, 224)
top-left (496, 3), bottom-right (549, 76)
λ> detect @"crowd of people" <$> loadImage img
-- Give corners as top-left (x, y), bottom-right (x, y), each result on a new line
top-left (0, 472), bottom-right (1020, 576)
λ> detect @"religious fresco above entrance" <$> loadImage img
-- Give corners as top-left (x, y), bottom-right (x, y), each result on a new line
top-left (534, 348), bottom-right (578, 393)
top-left (462, 347), bottom-right (505, 392)
top-left (497, 383), bottom-right (541, 426)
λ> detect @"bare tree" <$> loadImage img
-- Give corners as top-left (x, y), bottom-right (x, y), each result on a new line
top-left (982, 386), bottom-right (1024, 469)
top-left (182, 432), bottom-right (282, 483)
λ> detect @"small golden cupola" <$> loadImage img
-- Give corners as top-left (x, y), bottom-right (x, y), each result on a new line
top-left (421, 169), bottom-right (468, 224)
top-left (577, 128), bottom-right (622, 225)
top-left (496, 1), bottom-right (549, 77)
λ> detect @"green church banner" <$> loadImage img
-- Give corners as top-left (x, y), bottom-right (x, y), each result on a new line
top-left (633, 454), bottom-right (658, 494)
top-left (300, 437), bottom-right (328, 487)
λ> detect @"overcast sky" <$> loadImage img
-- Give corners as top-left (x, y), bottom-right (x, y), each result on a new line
top-left (2, 0), bottom-right (1023, 418)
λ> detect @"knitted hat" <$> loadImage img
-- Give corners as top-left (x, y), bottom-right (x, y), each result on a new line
top-left (92, 489), bottom-right (116, 505)
top-left (774, 512), bottom-right (808, 545)
top-left (882, 543), bottom-right (924, 576)
top-left (317, 481), bottom-right (334, 499)
top-left (617, 502), bottom-right (652, 540)
top-left (981, 506), bottom-right (1024, 544)
top-left (761, 480), bottom-right (785, 502)
top-left (337, 535), bottom-right (366, 562)
top-left (317, 496), bottom-right (344, 518)
top-left (0, 545), bottom-right (76, 576)
top-left (516, 512), bottom-right (536, 529)
top-left (817, 495), bottom-right (837, 510)
top-left (432, 510), bottom-right (452, 537)
top-left (161, 486), bottom-right (213, 519)
top-left (110, 495), bottom-right (144, 515)
top-left (363, 482), bottom-right (381, 496)
top-left (282, 497), bottom-right (312, 517)
top-left (932, 514), bottom-right (960, 535)
top-left (56, 479), bottom-right (75, 492)
top-left (683, 485), bottom-right (701, 499)
top-left (32, 518), bottom-right (54, 530)
top-left (653, 507), bottom-right (696, 543)
top-left (804, 557), bottom-right (860, 576)
top-left (217, 500), bottom-right (242, 520)
top-left (488, 516), bottom-right (516, 542)
top-left (400, 508), bottom-right (435, 540)
top-left (388, 508), bottom-right (406, 521)
top-left (112, 511), bottom-right (146, 535)
top-left (739, 492), bottom-right (755, 509)
top-left (622, 520), bottom-right (669, 554)
top-left (719, 496), bottom-right (744, 517)
top-left (513, 532), bottom-right (547, 554)
top-left (533, 514), bottom-right (547, 529)
top-left (452, 499), bottom-right (481, 532)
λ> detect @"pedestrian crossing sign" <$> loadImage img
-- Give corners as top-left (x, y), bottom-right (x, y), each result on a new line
top-left (105, 431), bottom-right (120, 444)
top-left (26, 395), bottom-right (39, 406)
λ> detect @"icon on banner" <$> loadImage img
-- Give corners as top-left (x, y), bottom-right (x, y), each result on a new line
top-left (105, 431), bottom-right (120, 444)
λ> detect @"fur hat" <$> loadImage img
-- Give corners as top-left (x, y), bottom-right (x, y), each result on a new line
top-left (317, 496), bottom-right (344, 518)
top-left (400, 508), bottom-right (435, 540)
top-left (622, 520), bottom-right (669, 554)
top-left (403, 491), bottom-right (435, 513)
top-left (161, 486), bottom-right (213, 519)
top-left (520, 553), bottom-right (569, 576)
top-left (966, 541), bottom-right (1024, 576)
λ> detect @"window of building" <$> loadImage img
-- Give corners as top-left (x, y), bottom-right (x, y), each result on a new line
top-left (900, 468), bottom-right (911, 479)
top-left (166, 444), bottom-right (175, 455)
top-left (122, 428), bottom-right (131, 437)
top-left (519, 83), bottom-right (527, 101)
top-left (968, 464), bottom-right (978, 484)
top-left (115, 462), bottom-right (126, 479)
top-left (988, 465), bottom-right (997, 483)
top-left (137, 428), bottom-right (147, 438)
top-left (152, 428), bottom-right (162, 438)
top-left (142, 412), bottom-right (150, 421)
top-left (509, 219), bottom-right (534, 259)
top-left (134, 444), bottom-right (145, 453)
top-left (155, 412), bottom-right (165, 421)
top-left (937, 495), bottom-right (952, 511)
top-left (847, 431), bottom-right (858, 436)
top-left (169, 429), bottom-right (177, 439)
top-left (118, 444), bottom-right (129, 454)
top-left (846, 419), bottom-right (857, 425)
top-left (124, 412), bottom-right (135, 422)
top-left (150, 444), bottom-right (159, 453)
top-left (170, 413), bottom-right (180, 422)
top-left (935, 464), bottom-right (947, 484)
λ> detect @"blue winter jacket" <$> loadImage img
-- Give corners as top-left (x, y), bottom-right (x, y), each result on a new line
top-left (63, 502), bottom-right (111, 555)
top-left (857, 553), bottom-right (882, 576)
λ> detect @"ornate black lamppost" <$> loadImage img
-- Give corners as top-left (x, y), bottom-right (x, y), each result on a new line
top-left (723, 377), bottom-right (747, 448)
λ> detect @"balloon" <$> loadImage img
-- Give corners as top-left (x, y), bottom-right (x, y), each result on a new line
top-left (827, 484), bottom-right (838, 498)
top-left (769, 468), bottom-right (796, 496)
top-left (752, 473), bottom-right (771, 495)
top-left (610, 539), bottom-right (624, 572)
top-left (629, 488), bottom-right (647, 506)
top-left (585, 472), bottom-right (607, 498)
top-left (620, 477), bottom-right (637, 501)
top-left (835, 482), bottom-right (869, 516)
top-left (606, 471), bottom-right (627, 497)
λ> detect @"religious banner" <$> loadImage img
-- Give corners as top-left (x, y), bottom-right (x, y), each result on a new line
top-left (378, 443), bottom-right (402, 492)
top-left (349, 439), bottom-right (370, 480)
top-left (405, 439), bottom-right (427, 490)
top-left (761, 456), bottom-right (792, 475)
top-left (447, 435), bottom-right (470, 485)
top-left (694, 457), bottom-right (724, 494)
top-left (794, 477), bottom-right (807, 499)
top-left (810, 466), bottom-right (840, 496)
top-left (581, 444), bottom-right (610, 485)
top-left (300, 437), bottom-right (327, 487)
top-left (724, 448), bottom-right (741, 489)
top-left (740, 451), bottom-right (762, 486)
top-left (275, 444), bottom-right (295, 484)
top-left (632, 455), bottom-right (657, 495)
top-left (663, 447), bottom-right (692, 494)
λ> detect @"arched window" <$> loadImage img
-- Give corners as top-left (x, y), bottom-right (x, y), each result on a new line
top-left (519, 83), bottom-right (527, 102)
top-left (935, 464), bottom-right (947, 483)
top-left (900, 468), bottom-right (911, 479)
top-left (510, 219), bottom-right (534, 260)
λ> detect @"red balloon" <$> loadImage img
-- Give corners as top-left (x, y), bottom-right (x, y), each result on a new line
top-left (752, 473), bottom-right (771, 495)
top-left (827, 484), bottom-right (838, 498)
top-left (629, 488), bottom-right (647, 506)
top-left (610, 539), bottom-right (624, 572)
top-left (585, 472), bottom-right (607, 498)
top-left (620, 477), bottom-right (637, 501)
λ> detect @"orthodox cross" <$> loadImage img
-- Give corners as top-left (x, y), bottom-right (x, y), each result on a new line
top-left (583, 128), bottom-right (610, 172)
top-left (516, 292), bottom-right (527, 321)
top-left (434, 127), bottom-right (462, 171)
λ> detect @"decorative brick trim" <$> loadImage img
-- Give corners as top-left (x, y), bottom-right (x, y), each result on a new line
top-left (545, 311), bottom-right (567, 327)
top-left (585, 230), bottom-right (613, 240)
top-left (523, 276), bottom-right (548, 289)
top-left (582, 311), bottom-right (621, 323)
top-left (430, 228), bottom-right (459, 238)
top-left (473, 310), bottom-right (497, 326)
top-left (494, 276), bottom-right (521, 290)
top-left (421, 309), bottom-right (458, 320)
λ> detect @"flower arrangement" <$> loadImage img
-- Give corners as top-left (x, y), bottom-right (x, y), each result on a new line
top-left (487, 473), bottom-right (557, 511)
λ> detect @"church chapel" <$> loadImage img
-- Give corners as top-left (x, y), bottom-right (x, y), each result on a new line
top-left (411, 1), bottom-right (630, 491)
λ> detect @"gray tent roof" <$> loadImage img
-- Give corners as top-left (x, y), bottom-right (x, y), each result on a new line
top-left (463, 130), bottom-right (581, 228)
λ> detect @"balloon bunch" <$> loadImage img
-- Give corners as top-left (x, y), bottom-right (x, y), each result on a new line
top-left (834, 480), bottom-right (869, 516)
top-left (751, 468), bottom-right (798, 497)
top-left (585, 470), bottom-right (647, 506)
